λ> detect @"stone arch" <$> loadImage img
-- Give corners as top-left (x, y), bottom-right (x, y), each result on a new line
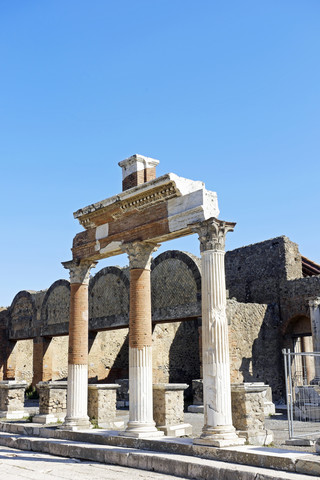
top-left (283, 314), bottom-right (314, 384)
top-left (151, 250), bottom-right (201, 321)
top-left (282, 314), bottom-right (311, 338)
top-left (89, 266), bottom-right (130, 330)
top-left (9, 290), bottom-right (37, 339)
top-left (41, 279), bottom-right (70, 337)
top-left (151, 251), bottom-right (201, 394)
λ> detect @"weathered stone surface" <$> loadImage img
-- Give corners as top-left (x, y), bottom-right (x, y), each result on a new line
top-left (0, 380), bottom-right (27, 419)
top-left (88, 384), bottom-right (120, 424)
top-left (37, 381), bottom-right (67, 415)
top-left (231, 383), bottom-right (273, 446)
top-left (153, 383), bottom-right (187, 426)
top-left (228, 300), bottom-right (283, 400)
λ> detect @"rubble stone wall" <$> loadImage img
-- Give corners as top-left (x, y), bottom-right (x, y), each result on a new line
top-left (225, 236), bottom-right (302, 304)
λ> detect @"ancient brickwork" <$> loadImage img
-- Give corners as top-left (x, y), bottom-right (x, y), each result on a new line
top-left (151, 250), bottom-right (201, 322)
top-left (41, 280), bottom-right (70, 336)
top-left (89, 267), bottom-right (129, 331)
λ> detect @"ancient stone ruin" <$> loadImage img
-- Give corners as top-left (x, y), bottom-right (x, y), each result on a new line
top-left (0, 155), bottom-right (320, 447)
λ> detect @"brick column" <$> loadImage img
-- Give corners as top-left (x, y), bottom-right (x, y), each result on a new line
top-left (33, 337), bottom-right (52, 385)
top-left (4, 340), bottom-right (17, 380)
top-left (120, 241), bottom-right (163, 438)
top-left (191, 217), bottom-right (244, 447)
top-left (61, 259), bottom-right (96, 430)
top-left (309, 298), bottom-right (320, 382)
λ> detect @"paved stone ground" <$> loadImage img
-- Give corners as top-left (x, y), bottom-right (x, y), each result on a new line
top-left (0, 445), bottom-right (185, 480)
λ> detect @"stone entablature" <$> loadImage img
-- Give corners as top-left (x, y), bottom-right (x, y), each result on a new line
top-left (72, 172), bottom-right (219, 262)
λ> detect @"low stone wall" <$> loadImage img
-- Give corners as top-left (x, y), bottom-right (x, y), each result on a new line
top-left (0, 380), bottom-right (27, 419)
top-left (231, 383), bottom-right (273, 445)
top-left (88, 384), bottom-right (120, 426)
top-left (153, 383), bottom-right (191, 436)
top-left (33, 381), bottom-right (67, 424)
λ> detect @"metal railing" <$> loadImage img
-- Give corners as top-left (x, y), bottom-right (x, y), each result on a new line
top-left (283, 349), bottom-right (320, 439)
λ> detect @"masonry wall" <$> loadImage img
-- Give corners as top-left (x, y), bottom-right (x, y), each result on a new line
top-left (225, 236), bottom-right (302, 304)
top-left (1, 239), bottom-right (318, 403)
top-left (280, 276), bottom-right (320, 326)
top-left (227, 300), bottom-right (283, 400)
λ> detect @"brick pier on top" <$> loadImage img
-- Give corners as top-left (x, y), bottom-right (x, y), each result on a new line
top-left (61, 154), bottom-right (242, 445)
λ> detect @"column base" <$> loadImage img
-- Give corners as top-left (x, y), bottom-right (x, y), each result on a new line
top-left (33, 413), bottom-right (66, 424)
top-left (188, 404), bottom-right (204, 413)
top-left (158, 423), bottom-right (192, 437)
top-left (119, 421), bottom-right (164, 439)
top-left (193, 425), bottom-right (245, 448)
top-left (237, 429), bottom-right (274, 446)
top-left (59, 415), bottom-right (91, 431)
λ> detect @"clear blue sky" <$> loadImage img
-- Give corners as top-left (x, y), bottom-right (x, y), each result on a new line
top-left (1, 1), bottom-right (319, 306)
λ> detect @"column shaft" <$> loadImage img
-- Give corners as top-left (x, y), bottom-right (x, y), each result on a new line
top-left (120, 242), bottom-right (162, 438)
top-left (191, 217), bottom-right (243, 447)
top-left (61, 260), bottom-right (96, 431)
top-left (202, 249), bottom-right (233, 429)
top-left (309, 299), bottom-right (320, 381)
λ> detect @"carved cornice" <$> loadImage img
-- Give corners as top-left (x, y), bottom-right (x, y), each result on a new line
top-left (190, 217), bottom-right (236, 253)
top-left (121, 241), bottom-right (160, 270)
top-left (62, 260), bottom-right (97, 284)
top-left (115, 185), bottom-right (176, 218)
top-left (77, 184), bottom-right (177, 228)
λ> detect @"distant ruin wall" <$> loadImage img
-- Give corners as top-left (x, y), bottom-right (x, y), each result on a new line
top-left (225, 236), bottom-right (302, 304)
top-left (280, 276), bottom-right (320, 326)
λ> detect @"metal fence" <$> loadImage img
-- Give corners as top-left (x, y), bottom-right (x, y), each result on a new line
top-left (283, 349), bottom-right (320, 440)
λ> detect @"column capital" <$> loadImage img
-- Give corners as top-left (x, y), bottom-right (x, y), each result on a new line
top-left (190, 217), bottom-right (236, 253)
top-left (309, 298), bottom-right (320, 309)
top-left (62, 260), bottom-right (97, 284)
top-left (121, 241), bottom-right (160, 270)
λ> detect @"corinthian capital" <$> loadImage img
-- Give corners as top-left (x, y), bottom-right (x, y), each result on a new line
top-left (121, 241), bottom-right (160, 270)
top-left (62, 259), bottom-right (97, 284)
top-left (190, 217), bottom-right (236, 253)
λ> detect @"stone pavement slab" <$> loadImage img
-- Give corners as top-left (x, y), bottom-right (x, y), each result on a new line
top-left (0, 445), bottom-right (184, 479)
top-left (0, 429), bottom-right (320, 480)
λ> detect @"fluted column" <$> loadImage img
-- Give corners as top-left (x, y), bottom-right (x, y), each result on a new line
top-left (120, 241), bottom-right (163, 438)
top-left (192, 217), bottom-right (244, 447)
top-left (309, 298), bottom-right (320, 381)
top-left (61, 259), bottom-right (97, 430)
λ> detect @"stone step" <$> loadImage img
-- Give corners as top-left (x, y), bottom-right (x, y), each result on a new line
top-left (0, 430), bottom-right (318, 480)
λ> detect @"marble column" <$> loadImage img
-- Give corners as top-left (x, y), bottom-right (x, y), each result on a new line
top-left (61, 259), bottom-right (96, 430)
top-left (309, 298), bottom-right (320, 381)
top-left (191, 217), bottom-right (244, 447)
top-left (120, 241), bottom-right (163, 438)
